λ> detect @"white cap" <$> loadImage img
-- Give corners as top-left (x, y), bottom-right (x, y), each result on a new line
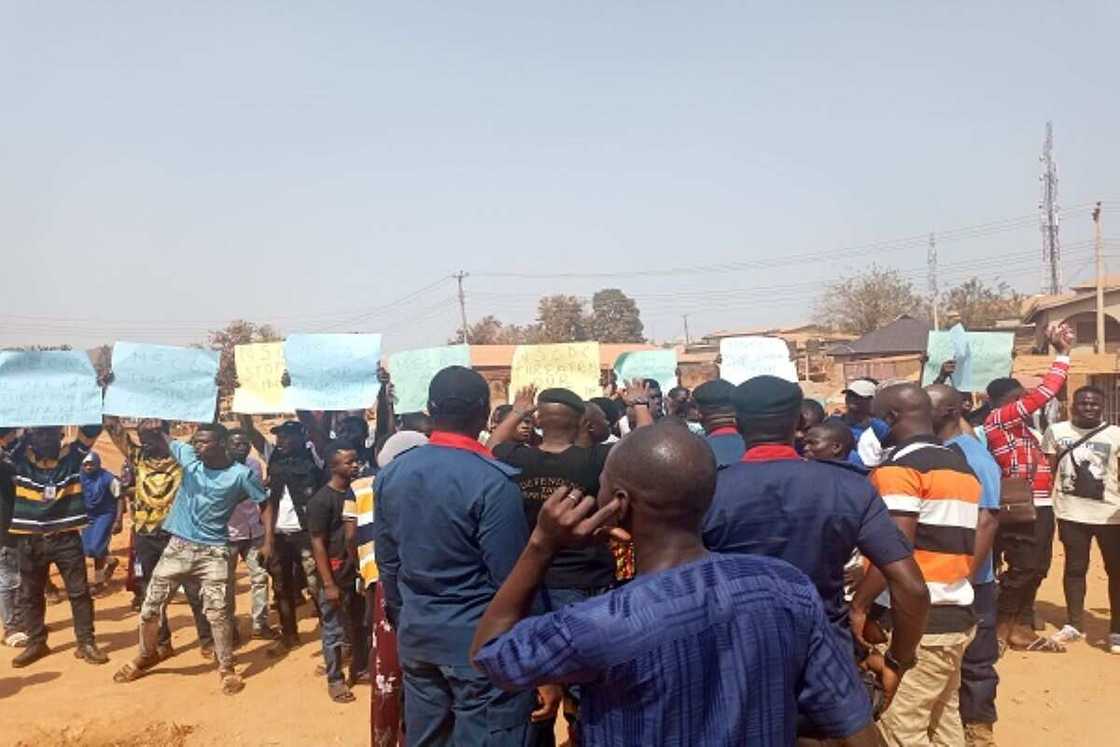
top-left (842, 379), bottom-right (877, 399)
top-left (376, 431), bottom-right (429, 469)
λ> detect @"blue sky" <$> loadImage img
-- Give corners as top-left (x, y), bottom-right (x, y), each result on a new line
top-left (2, 2), bottom-right (1117, 351)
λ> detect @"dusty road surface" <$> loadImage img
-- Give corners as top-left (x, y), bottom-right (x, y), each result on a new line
top-left (2, 439), bottom-right (1118, 745)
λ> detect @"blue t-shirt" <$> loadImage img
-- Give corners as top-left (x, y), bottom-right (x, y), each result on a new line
top-left (948, 434), bottom-right (1001, 584)
top-left (847, 418), bottom-right (889, 467)
top-left (162, 441), bottom-right (268, 547)
top-left (474, 553), bottom-right (872, 746)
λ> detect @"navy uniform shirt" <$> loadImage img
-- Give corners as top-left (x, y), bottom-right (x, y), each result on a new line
top-left (374, 431), bottom-right (530, 666)
top-left (705, 427), bottom-right (747, 468)
top-left (703, 444), bottom-right (913, 650)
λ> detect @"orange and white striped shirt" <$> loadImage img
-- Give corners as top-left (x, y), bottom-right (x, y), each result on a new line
top-left (871, 435), bottom-right (981, 633)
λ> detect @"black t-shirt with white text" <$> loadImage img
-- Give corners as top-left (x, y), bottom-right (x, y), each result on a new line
top-left (305, 484), bottom-right (355, 585)
top-left (492, 442), bottom-right (615, 589)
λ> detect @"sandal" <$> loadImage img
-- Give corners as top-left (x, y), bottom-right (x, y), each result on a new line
top-left (113, 656), bottom-right (158, 683)
top-left (220, 671), bottom-right (245, 696)
top-left (1011, 636), bottom-right (1066, 653)
top-left (328, 680), bottom-right (356, 703)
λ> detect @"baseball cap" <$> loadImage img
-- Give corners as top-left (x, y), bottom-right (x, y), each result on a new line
top-left (842, 379), bottom-right (877, 399)
top-left (270, 420), bottom-right (307, 437)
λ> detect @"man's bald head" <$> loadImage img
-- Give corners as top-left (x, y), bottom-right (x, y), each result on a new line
top-left (925, 384), bottom-right (962, 433)
top-left (600, 422), bottom-right (717, 531)
top-left (872, 382), bottom-right (934, 444)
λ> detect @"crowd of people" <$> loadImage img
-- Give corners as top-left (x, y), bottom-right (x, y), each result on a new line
top-left (1, 321), bottom-right (1118, 746)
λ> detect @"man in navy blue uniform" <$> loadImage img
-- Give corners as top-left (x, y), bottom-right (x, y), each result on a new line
top-left (374, 366), bottom-right (548, 746)
top-left (693, 379), bottom-right (746, 467)
top-left (702, 375), bottom-right (930, 719)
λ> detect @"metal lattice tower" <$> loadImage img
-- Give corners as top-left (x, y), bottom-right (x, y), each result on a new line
top-left (1039, 121), bottom-right (1062, 294)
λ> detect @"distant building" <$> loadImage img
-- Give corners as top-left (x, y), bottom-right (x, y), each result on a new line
top-left (1022, 276), bottom-right (1120, 354)
top-left (825, 315), bottom-right (931, 385)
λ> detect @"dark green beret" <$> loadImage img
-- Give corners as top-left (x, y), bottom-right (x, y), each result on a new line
top-left (733, 376), bottom-right (804, 417)
top-left (693, 379), bottom-right (737, 409)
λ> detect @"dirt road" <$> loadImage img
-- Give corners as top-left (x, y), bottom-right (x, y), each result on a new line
top-left (1, 437), bottom-right (1117, 745)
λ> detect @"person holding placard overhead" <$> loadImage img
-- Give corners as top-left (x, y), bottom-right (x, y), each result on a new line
top-left (113, 423), bottom-right (271, 695)
top-left (103, 416), bottom-right (215, 660)
top-left (1, 424), bottom-right (109, 668)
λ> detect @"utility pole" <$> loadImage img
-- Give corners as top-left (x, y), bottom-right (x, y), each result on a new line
top-left (453, 271), bottom-right (470, 344)
top-left (1094, 202), bottom-right (1105, 353)
top-left (682, 314), bottom-right (691, 345)
top-left (928, 232), bottom-right (940, 330)
top-left (1040, 122), bottom-right (1062, 294)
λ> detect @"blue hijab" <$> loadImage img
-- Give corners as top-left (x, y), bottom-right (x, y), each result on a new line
top-left (80, 452), bottom-right (117, 514)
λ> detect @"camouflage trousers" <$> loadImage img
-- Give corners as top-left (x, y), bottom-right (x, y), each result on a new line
top-left (139, 536), bottom-right (233, 670)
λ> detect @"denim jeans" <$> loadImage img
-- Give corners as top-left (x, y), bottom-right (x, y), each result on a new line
top-left (959, 582), bottom-right (1000, 726)
top-left (139, 537), bottom-right (233, 670)
top-left (317, 583), bottom-right (350, 684)
top-left (18, 531), bottom-right (95, 646)
top-left (400, 658), bottom-right (544, 747)
top-left (0, 545), bottom-right (21, 635)
top-left (228, 538), bottom-right (270, 631)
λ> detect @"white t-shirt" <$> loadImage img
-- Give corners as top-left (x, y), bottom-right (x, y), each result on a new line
top-left (1041, 421), bottom-right (1120, 525)
top-left (857, 428), bottom-right (884, 468)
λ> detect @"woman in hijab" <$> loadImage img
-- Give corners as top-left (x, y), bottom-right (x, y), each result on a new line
top-left (79, 452), bottom-right (123, 594)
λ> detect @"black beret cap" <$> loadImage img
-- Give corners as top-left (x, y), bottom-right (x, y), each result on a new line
top-left (733, 375), bottom-right (804, 418)
top-left (538, 388), bottom-right (585, 414)
top-left (693, 379), bottom-right (737, 409)
top-left (428, 366), bottom-right (490, 413)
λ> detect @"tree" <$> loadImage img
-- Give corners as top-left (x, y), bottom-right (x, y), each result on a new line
top-left (207, 320), bottom-right (281, 397)
top-left (536, 294), bottom-right (589, 343)
top-left (940, 277), bottom-right (1023, 329)
top-left (588, 288), bottom-right (645, 343)
top-left (813, 266), bottom-right (924, 335)
top-left (448, 315), bottom-right (541, 345)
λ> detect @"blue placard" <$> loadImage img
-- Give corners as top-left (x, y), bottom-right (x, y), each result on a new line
top-left (284, 333), bottom-right (383, 411)
top-left (389, 345), bottom-right (471, 414)
top-left (103, 342), bottom-right (219, 422)
top-left (613, 350), bottom-right (678, 393)
top-left (0, 350), bottom-right (103, 426)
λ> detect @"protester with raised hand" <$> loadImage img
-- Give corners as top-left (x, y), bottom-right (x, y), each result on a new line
top-left (983, 323), bottom-right (1073, 653)
top-left (492, 386), bottom-right (617, 738)
top-left (114, 422), bottom-right (271, 695)
top-left (2, 423), bottom-right (109, 668)
top-left (104, 415), bottom-right (215, 660)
